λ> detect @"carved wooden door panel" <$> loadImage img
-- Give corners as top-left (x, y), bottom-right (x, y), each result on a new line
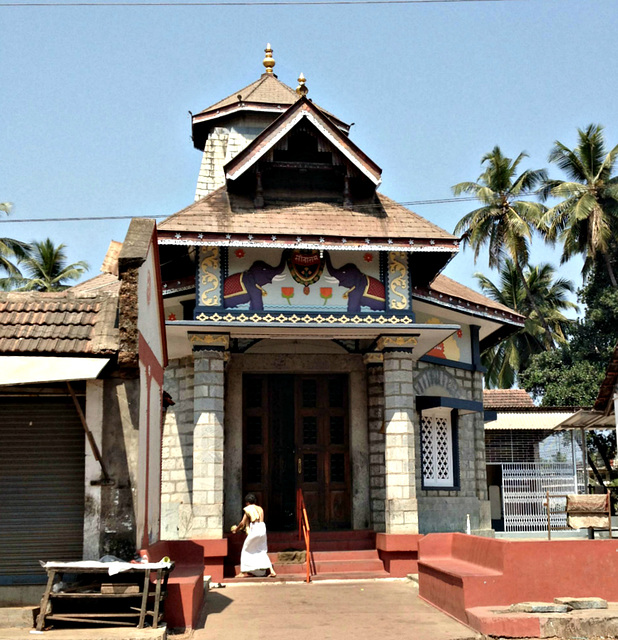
top-left (243, 374), bottom-right (350, 531)
top-left (295, 375), bottom-right (350, 530)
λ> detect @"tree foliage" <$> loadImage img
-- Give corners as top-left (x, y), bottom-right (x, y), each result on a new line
top-left (11, 238), bottom-right (89, 291)
top-left (0, 202), bottom-right (31, 285)
top-left (541, 124), bottom-right (618, 287)
top-left (477, 260), bottom-right (577, 388)
top-left (452, 147), bottom-right (555, 346)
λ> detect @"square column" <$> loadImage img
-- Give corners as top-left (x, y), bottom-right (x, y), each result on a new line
top-left (190, 333), bottom-right (228, 538)
top-left (380, 336), bottom-right (419, 534)
top-left (364, 353), bottom-right (386, 532)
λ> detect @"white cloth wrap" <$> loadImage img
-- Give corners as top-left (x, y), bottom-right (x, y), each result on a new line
top-left (240, 521), bottom-right (273, 573)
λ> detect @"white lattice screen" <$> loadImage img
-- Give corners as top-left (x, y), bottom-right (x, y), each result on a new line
top-left (421, 413), bottom-right (454, 487)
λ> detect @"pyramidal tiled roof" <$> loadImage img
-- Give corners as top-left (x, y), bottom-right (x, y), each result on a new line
top-left (194, 73), bottom-right (349, 131)
top-left (158, 187), bottom-right (456, 241)
top-left (198, 73), bottom-right (298, 114)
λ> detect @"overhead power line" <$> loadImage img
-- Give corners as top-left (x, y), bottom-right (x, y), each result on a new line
top-left (0, 0), bottom-right (532, 6)
top-left (0, 193), bottom-right (540, 224)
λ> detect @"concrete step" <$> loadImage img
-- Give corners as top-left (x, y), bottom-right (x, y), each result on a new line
top-left (467, 603), bottom-right (618, 638)
top-left (234, 549), bottom-right (385, 576)
top-left (0, 607), bottom-right (37, 629)
top-left (222, 570), bottom-right (391, 584)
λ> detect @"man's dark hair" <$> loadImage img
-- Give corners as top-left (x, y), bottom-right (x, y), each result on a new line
top-left (244, 493), bottom-right (257, 505)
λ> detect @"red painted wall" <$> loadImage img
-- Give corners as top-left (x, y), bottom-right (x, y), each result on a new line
top-left (418, 533), bottom-right (618, 624)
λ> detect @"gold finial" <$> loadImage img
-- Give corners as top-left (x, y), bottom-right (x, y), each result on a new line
top-left (296, 72), bottom-right (308, 97)
top-left (263, 44), bottom-right (275, 74)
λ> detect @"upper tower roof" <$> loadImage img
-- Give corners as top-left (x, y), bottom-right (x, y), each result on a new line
top-left (191, 45), bottom-right (350, 150)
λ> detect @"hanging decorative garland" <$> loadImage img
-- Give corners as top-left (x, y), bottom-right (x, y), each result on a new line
top-left (287, 249), bottom-right (324, 295)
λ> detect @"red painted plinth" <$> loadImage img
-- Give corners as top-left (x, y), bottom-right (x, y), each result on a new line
top-left (145, 538), bottom-right (228, 630)
top-left (376, 533), bottom-right (424, 576)
top-left (418, 533), bottom-right (618, 635)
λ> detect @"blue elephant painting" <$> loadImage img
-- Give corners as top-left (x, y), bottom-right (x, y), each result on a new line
top-left (324, 252), bottom-right (385, 313)
top-left (223, 253), bottom-right (287, 310)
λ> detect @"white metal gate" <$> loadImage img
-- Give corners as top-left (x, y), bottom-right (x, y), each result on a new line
top-left (501, 462), bottom-right (580, 532)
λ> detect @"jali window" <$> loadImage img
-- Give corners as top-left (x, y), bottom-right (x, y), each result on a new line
top-left (421, 411), bottom-right (455, 488)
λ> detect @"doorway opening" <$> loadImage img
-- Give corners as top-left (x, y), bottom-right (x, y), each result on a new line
top-left (242, 374), bottom-right (351, 531)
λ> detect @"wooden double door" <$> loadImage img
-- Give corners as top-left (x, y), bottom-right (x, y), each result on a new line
top-left (243, 374), bottom-right (351, 531)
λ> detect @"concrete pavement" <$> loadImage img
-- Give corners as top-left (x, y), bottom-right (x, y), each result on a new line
top-left (191, 579), bottom-right (480, 640)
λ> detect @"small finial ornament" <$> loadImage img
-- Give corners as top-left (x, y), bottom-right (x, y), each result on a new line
top-left (296, 73), bottom-right (308, 97)
top-left (263, 44), bottom-right (275, 74)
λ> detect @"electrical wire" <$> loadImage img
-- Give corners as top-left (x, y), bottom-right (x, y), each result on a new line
top-left (0, 193), bottom-right (541, 224)
top-left (0, 0), bottom-right (533, 6)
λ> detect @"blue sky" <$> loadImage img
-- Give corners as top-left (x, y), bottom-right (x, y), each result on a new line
top-left (2, 0), bottom-right (616, 314)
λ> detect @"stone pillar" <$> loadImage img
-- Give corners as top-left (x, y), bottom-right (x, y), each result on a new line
top-left (379, 336), bottom-right (419, 534)
top-left (189, 333), bottom-right (228, 538)
top-left (364, 353), bottom-right (386, 532)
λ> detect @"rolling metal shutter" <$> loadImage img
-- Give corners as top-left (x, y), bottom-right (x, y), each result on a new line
top-left (0, 396), bottom-right (85, 583)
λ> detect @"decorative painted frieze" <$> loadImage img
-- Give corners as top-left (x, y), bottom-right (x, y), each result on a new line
top-left (197, 246), bottom-right (222, 308)
top-left (387, 251), bottom-right (410, 311)
top-left (376, 335), bottom-right (418, 353)
top-left (188, 332), bottom-right (230, 351)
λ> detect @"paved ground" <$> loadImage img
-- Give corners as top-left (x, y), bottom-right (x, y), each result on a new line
top-left (187, 579), bottom-right (480, 640)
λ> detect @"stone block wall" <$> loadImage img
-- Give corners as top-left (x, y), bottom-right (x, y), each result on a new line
top-left (160, 357), bottom-right (195, 539)
top-left (366, 362), bottom-right (386, 532)
top-left (194, 116), bottom-right (277, 201)
top-left (413, 360), bottom-right (490, 533)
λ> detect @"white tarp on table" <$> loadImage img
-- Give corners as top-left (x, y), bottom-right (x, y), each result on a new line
top-left (0, 356), bottom-right (110, 386)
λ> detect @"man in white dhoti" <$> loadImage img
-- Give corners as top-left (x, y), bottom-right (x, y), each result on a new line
top-left (232, 493), bottom-right (277, 578)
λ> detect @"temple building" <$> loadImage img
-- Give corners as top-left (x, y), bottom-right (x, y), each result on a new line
top-left (156, 46), bottom-right (525, 575)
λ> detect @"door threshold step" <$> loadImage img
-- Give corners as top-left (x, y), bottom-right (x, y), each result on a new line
top-left (222, 570), bottom-right (391, 584)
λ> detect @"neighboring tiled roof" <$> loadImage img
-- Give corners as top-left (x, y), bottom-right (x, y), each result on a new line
top-left (483, 389), bottom-right (535, 409)
top-left (158, 187), bottom-right (456, 242)
top-left (426, 275), bottom-right (526, 323)
top-left (70, 273), bottom-right (121, 294)
top-left (0, 291), bottom-right (119, 355)
top-left (485, 410), bottom-right (577, 430)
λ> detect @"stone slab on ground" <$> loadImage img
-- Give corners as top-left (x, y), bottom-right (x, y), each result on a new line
top-left (0, 625), bottom-right (166, 639)
top-left (509, 602), bottom-right (569, 614)
top-left (467, 602), bottom-right (618, 638)
top-left (0, 608), bottom-right (37, 629)
top-left (554, 596), bottom-right (608, 610)
top-left (193, 579), bottom-right (480, 640)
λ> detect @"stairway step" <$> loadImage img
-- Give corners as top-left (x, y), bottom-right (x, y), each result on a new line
top-left (269, 539), bottom-right (375, 552)
top-left (235, 557), bottom-right (384, 575)
top-left (269, 549), bottom-right (379, 562)
top-left (222, 570), bottom-right (391, 584)
top-left (267, 530), bottom-right (375, 543)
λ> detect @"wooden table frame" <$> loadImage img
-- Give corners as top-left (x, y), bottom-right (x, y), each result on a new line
top-left (36, 563), bottom-right (173, 631)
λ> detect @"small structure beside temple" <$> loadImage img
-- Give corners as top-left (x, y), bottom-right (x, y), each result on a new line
top-left (0, 219), bottom-right (167, 601)
top-left (156, 46), bottom-right (525, 577)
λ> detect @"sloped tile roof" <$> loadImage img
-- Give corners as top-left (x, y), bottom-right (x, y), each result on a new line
top-left (427, 275), bottom-right (526, 321)
top-left (158, 187), bottom-right (456, 241)
top-left (483, 388), bottom-right (535, 409)
top-left (195, 73), bottom-right (347, 130)
top-left (199, 74), bottom-right (298, 114)
top-left (485, 410), bottom-right (576, 430)
top-left (70, 273), bottom-right (121, 294)
top-left (0, 291), bottom-right (119, 355)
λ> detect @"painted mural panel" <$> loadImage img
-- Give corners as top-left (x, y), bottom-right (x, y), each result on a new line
top-left (223, 249), bottom-right (385, 313)
top-left (387, 251), bottom-right (411, 311)
top-left (415, 309), bottom-right (472, 363)
top-left (197, 246), bottom-right (222, 307)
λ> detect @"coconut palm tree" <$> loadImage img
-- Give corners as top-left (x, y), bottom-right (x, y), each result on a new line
top-left (0, 203), bottom-right (31, 288)
top-left (15, 238), bottom-right (89, 291)
top-left (476, 259), bottom-right (578, 388)
top-left (452, 147), bottom-right (554, 346)
top-left (540, 124), bottom-right (618, 287)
